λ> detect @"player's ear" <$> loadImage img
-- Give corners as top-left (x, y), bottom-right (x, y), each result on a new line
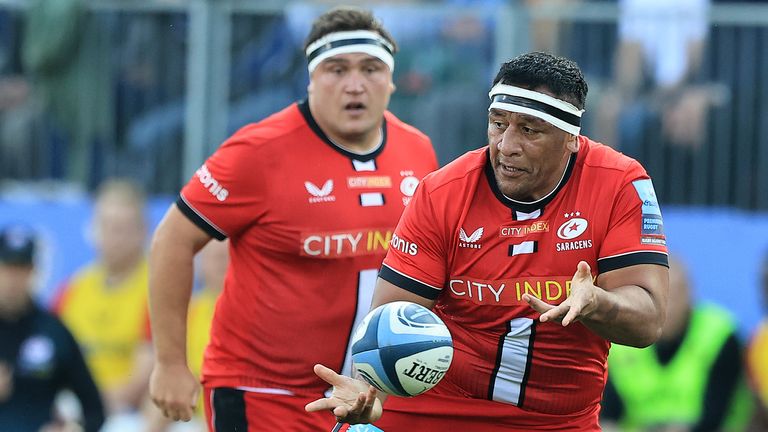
top-left (389, 81), bottom-right (396, 94)
top-left (566, 134), bottom-right (579, 153)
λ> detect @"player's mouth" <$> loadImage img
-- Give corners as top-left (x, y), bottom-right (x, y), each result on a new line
top-left (344, 102), bottom-right (366, 115)
top-left (497, 161), bottom-right (527, 177)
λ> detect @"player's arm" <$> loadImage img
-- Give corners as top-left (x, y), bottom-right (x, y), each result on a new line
top-left (148, 204), bottom-right (211, 421)
top-left (370, 277), bottom-right (437, 310)
top-left (584, 262), bottom-right (667, 347)
top-left (525, 261), bottom-right (668, 347)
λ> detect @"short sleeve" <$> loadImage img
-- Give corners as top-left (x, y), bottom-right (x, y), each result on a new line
top-left (597, 172), bottom-right (668, 274)
top-left (379, 181), bottom-right (447, 300)
top-left (177, 137), bottom-right (268, 240)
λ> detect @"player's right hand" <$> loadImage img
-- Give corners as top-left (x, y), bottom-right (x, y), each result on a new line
top-left (149, 362), bottom-right (200, 422)
top-left (305, 364), bottom-right (383, 424)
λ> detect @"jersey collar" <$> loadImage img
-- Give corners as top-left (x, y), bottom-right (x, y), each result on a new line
top-left (484, 148), bottom-right (577, 214)
top-left (298, 99), bottom-right (387, 162)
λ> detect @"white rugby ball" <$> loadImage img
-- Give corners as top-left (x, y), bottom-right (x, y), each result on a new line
top-left (350, 301), bottom-right (453, 397)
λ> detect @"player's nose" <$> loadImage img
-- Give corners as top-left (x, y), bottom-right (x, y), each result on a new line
top-left (497, 127), bottom-right (523, 156)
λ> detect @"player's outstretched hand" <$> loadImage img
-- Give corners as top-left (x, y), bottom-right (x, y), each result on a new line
top-left (523, 260), bottom-right (600, 326)
top-left (149, 362), bottom-right (200, 422)
top-left (305, 364), bottom-right (383, 424)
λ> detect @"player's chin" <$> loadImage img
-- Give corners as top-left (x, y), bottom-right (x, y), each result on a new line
top-left (495, 177), bottom-right (523, 198)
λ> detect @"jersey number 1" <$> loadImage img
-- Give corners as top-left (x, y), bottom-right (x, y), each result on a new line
top-left (488, 317), bottom-right (536, 406)
top-left (338, 269), bottom-right (378, 382)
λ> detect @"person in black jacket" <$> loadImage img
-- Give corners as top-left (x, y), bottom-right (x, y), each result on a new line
top-left (0, 225), bottom-right (104, 432)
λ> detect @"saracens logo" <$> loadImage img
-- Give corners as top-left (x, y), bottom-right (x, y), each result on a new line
top-left (556, 214), bottom-right (588, 240)
top-left (399, 170), bottom-right (420, 206)
top-left (556, 212), bottom-right (593, 252)
top-left (459, 227), bottom-right (483, 249)
top-left (305, 180), bottom-right (336, 203)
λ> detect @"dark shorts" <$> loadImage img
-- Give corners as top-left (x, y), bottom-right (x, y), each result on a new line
top-left (203, 386), bottom-right (338, 431)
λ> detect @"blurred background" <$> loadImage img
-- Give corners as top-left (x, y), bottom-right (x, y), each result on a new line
top-left (0, 0), bottom-right (767, 430)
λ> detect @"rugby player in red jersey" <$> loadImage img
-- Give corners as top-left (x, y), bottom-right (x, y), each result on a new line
top-left (307, 51), bottom-right (669, 431)
top-left (147, 6), bottom-right (438, 431)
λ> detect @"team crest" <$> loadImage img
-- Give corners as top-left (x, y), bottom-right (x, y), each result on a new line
top-left (555, 212), bottom-right (593, 252)
top-left (556, 213), bottom-right (588, 240)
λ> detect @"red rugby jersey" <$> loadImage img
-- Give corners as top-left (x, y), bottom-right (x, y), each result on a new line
top-left (178, 101), bottom-right (437, 396)
top-left (380, 137), bottom-right (667, 425)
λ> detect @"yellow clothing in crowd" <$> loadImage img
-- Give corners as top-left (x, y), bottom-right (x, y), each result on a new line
top-left (187, 287), bottom-right (218, 378)
top-left (749, 320), bottom-right (768, 408)
top-left (55, 259), bottom-right (150, 390)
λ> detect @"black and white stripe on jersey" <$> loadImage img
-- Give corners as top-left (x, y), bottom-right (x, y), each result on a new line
top-left (379, 264), bottom-right (441, 300)
top-left (176, 195), bottom-right (227, 240)
top-left (598, 251), bottom-right (669, 273)
top-left (352, 159), bottom-right (377, 171)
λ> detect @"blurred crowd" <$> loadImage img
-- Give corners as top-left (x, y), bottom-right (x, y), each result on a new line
top-left (0, 178), bottom-right (227, 431)
top-left (0, 0), bottom-right (766, 208)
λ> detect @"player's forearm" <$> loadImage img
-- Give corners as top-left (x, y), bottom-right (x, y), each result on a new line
top-left (584, 285), bottom-right (664, 347)
top-left (149, 209), bottom-right (206, 365)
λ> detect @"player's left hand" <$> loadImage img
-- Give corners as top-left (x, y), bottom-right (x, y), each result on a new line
top-left (523, 261), bottom-right (600, 326)
top-left (305, 364), bottom-right (383, 424)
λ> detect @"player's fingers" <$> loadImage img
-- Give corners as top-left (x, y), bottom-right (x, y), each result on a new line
top-left (574, 261), bottom-right (592, 281)
top-left (168, 409), bottom-right (181, 421)
top-left (561, 303), bottom-right (582, 326)
top-left (305, 397), bottom-right (338, 413)
top-left (342, 391), bottom-right (374, 423)
top-left (333, 404), bottom-right (351, 419)
top-left (178, 408), bottom-right (193, 422)
top-left (313, 364), bottom-right (346, 387)
top-left (539, 304), bottom-right (568, 323)
top-left (522, 294), bottom-right (553, 314)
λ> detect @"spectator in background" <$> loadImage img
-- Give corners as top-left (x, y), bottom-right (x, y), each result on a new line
top-left (746, 254), bottom-right (768, 431)
top-left (593, 0), bottom-right (727, 158)
top-left (388, 9), bottom-right (493, 164)
top-left (601, 255), bottom-right (751, 431)
top-left (53, 179), bottom-right (153, 425)
top-left (22, 0), bottom-right (114, 188)
top-left (0, 10), bottom-right (39, 181)
top-left (0, 225), bottom-right (105, 432)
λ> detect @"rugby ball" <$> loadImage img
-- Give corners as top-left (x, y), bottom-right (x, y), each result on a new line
top-left (350, 301), bottom-right (453, 397)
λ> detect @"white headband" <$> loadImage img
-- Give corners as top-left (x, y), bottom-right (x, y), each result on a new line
top-left (488, 84), bottom-right (584, 135)
top-left (306, 30), bottom-right (395, 73)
